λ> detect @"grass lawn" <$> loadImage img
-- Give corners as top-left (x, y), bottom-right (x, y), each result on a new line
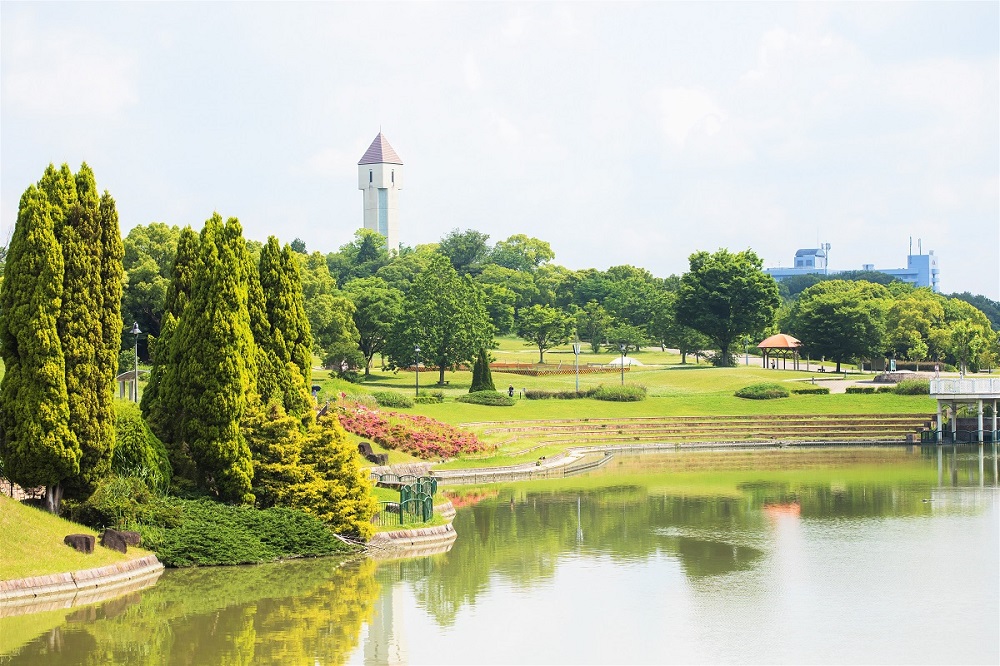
top-left (0, 494), bottom-right (152, 581)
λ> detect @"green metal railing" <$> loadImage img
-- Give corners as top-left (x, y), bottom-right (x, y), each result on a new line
top-left (374, 493), bottom-right (434, 527)
top-left (921, 429), bottom-right (1000, 443)
top-left (371, 474), bottom-right (439, 527)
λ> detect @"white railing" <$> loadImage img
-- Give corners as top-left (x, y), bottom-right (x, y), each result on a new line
top-left (930, 378), bottom-right (1000, 396)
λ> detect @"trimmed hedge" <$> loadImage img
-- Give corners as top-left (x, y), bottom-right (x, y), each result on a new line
top-left (894, 379), bottom-right (931, 395)
top-left (735, 383), bottom-right (790, 400)
top-left (525, 388), bottom-right (594, 400)
top-left (371, 390), bottom-right (414, 408)
top-left (877, 386), bottom-right (896, 393)
top-left (845, 386), bottom-right (877, 394)
top-left (791, 386), bottom-right (830, 395)
top-left (592, 385), bottom-right (647, 402)
top-left (456, 391), bottom-right (515, 406)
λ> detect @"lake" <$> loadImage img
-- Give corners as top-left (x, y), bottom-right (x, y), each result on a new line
top-left (2, 445), bottom-right (997, 665)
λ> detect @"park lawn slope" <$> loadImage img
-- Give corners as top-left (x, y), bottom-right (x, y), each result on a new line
top-left (0, 494), bottom-right (151, 581)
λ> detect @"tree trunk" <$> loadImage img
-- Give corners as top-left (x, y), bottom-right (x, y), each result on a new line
top-left (438, 364), bottom-right (446, 386)
top-left (835, 360), bottom-right (842, 373)
top-left (680, 352), bottom-right (687, 364)
top-left (538, 347), bottom-right (545, 363)
top-left (44, 483), bottom-right (63, 514)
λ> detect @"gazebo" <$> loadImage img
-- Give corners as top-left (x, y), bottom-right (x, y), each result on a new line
top-left (757, 333), bottom-right (802, 370)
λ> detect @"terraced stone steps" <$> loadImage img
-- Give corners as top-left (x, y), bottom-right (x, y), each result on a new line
top-left (471, 413), bottom-right (935, 445)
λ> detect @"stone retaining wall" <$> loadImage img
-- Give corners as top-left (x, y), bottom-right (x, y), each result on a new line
top-left (368, 523), bottom-right (458, 561)
top-left (0, 554), bottom-right (164, 607)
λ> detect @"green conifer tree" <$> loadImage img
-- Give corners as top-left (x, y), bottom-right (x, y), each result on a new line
top-left (143, 227), bottom-right (199, 447)
top-left (258, 237), bottom-right (314, 418)
top-left (469, 348), bottom-right (496, 392)
top-left (97, 189), bottom-right (125, 478)
top-left (0, 186), bottom-right (79, 512)
top-left (58, 165), bottom-right (113, 498)
top-left (287, 414), bottom-right (377, 539)
top-left (171, 214), bottom-right (256, 503)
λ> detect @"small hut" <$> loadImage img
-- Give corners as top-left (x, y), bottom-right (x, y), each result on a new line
top-left (757, 333), bottom-right (802, 370)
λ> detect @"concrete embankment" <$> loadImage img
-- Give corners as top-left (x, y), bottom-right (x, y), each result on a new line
top-left (368, 524), bottom-right (458, 560)
top-left (0, 555), bottom-right (164, 616)
top-left (431, 439), bottom-right (924, 484)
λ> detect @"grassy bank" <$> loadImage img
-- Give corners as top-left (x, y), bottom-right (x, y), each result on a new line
top-left (0, 494), bottom-right (152, 581)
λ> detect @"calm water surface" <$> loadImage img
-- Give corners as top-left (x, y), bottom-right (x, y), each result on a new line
top-left (2, 446), bottom-right (997, 665)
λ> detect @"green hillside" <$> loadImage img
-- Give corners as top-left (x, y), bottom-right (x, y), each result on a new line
top-left (0, 494), bottom-right (151, 581)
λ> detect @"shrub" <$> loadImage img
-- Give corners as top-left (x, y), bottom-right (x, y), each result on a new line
top-left (113, 402), bottom-right (172, 491)
top-left (371, 391), bottom-right (414, 408)
top-left (469, 349), bottom-right (496, 393)
top-left (335, 404), bottom-right (484, 459)
top-left (456, 391), bottom-right (515, 406)
top-left (414, 396), bottom-right (441, 404)
top-left (69, 474), bottom-right (182, 531)
top-left (592, 385), bottom-right (647, 402)
top-left (734, 383), bottom-right (790, 400)
top-left (876, 386), bottom-right (896, 393)
top-left (791, 387), bottom-right (830, 395)
top-left (524, 389), bottom-right (594, 400)
top-left (845, 386), bottom-right (877, 394)
top-left (894, 379), bottom-right (931, 395)
top-left (139, 499), bottom-right (348, 567)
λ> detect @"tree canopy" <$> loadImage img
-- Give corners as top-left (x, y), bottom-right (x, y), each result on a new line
top-left (385, 254), bottom-right (494, 385)
top-left (676, 249), bottom-right (779, 366)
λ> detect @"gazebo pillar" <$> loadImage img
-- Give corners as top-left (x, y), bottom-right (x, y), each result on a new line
top-left (951, 405), bottom-right (958, 441)
top-left (978, 399), bottom-right (984, 443)
top-left (936, 401), bottom-right (943, 443)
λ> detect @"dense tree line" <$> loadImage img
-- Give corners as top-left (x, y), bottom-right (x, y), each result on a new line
top-left (115, 223), bottom-right (999, 375)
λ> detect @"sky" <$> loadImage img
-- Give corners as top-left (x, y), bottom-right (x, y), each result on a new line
top-left (2, 2), bottom-right (998, 299)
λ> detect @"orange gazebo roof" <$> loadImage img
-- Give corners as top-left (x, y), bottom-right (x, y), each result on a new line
top-left (757, 333), bottom-right (802, 349)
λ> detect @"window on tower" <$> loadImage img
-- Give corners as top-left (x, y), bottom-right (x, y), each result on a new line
top-left (391, 170), bottom-right (394, 184)
top-left (369, 170), bottom-right (373, 183)
top-left (377, 188), bottom-right (388, 236)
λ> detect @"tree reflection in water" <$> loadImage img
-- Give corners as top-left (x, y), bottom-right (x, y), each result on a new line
top-left (3, 557), bottom-right (378, 665)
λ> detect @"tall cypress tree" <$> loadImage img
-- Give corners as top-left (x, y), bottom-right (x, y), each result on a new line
top-left (170, 214), bottom-right (256, 503)
top-left (58, 165), bottom-right (111, 498)
top-left (143, 227), bottom-right (200, 447)
top-left (97, 189), bottom-right (125, 477)
top-left (258, 237), bottom-right (313, 418)
top-left (0, 186), bottom-right (79, 512)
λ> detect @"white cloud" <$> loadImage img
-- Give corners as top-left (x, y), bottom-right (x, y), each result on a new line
top-left (464, 53), bottom-right (483, 91)
top-left (1, 16), bottom-right (137, 118)
top-left (658, 88), bottom-right (727, 147)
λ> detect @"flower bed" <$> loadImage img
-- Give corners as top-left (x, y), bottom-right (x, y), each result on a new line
top-left (336, 403), bottom-right (485, 459)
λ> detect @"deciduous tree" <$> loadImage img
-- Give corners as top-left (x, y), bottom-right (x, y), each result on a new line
top-left (386, 254), bottom-right (494, 385)
top-left (676, 249), bottom-right (779, 366)
top-left (517, 304), bottom-right (574, 363)
top-left (342, 277), bottom-right (403, 375)
top-left (788, 280), bottom-right (889, 372)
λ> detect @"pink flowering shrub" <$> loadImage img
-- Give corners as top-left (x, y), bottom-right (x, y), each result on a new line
top-left (336, 402), bottom-right (484, 459)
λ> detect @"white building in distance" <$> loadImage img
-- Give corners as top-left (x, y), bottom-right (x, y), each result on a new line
top-left (358, 132), bottom-right (403, 252)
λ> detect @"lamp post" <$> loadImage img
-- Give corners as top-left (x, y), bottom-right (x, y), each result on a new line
top-left (572, 342), bottom-right (581, 393)
top-left (619, 343), bottom-right (626, 386)
top-left (131, 322), bottom-right (141, 402)
top-left (744, 336), bottom-right (750, 366)
top-left (414, 345), bottom-right (421, 397)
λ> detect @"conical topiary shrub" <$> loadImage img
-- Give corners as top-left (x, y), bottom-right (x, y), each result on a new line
top-left (469, 348), bottom-right (496, 393)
